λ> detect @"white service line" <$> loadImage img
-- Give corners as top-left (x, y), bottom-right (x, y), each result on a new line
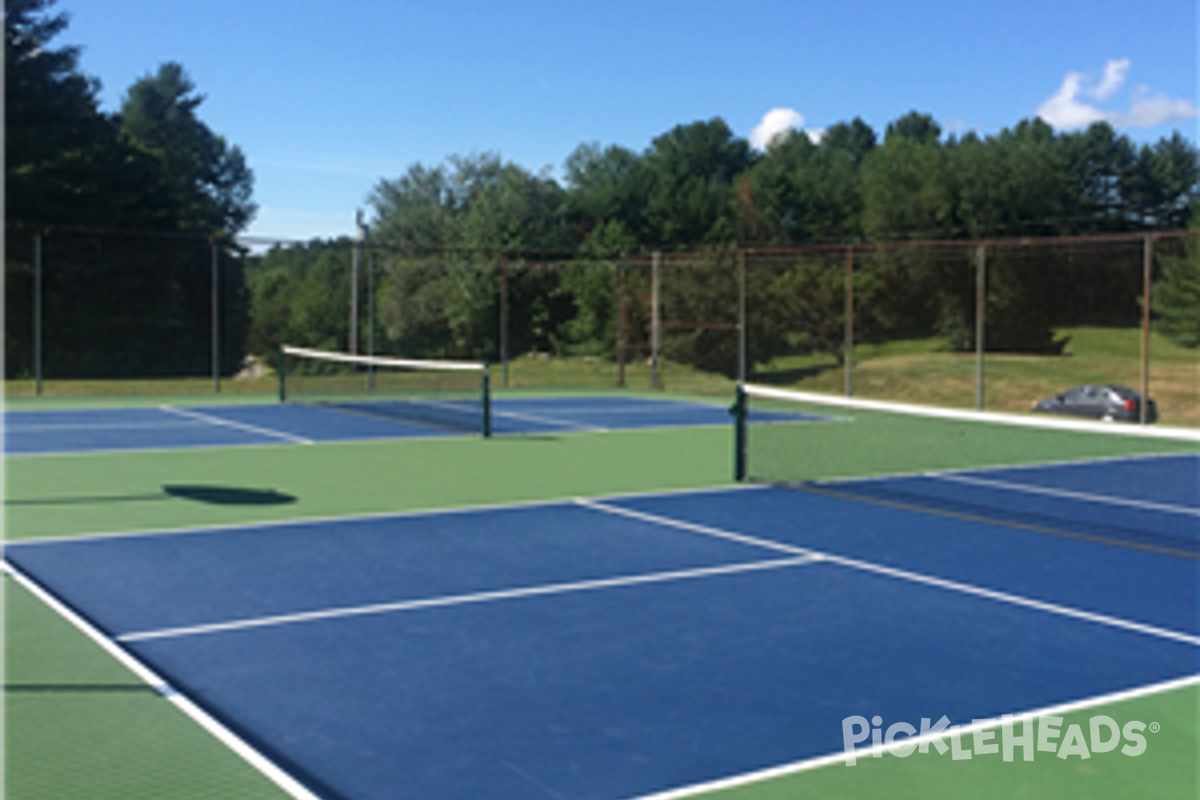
top-left (933, 473), bottom-right (1200, 517)
top-left (158, 405), bottom-right (314, 445)
top-left (626, 671), bottom-right (1200, 800)
top-left (576, 499), bottom-right (1200, 648)
top-left (492, 407), bottom-right (609, 432)
top-left (117, 555), bottom-right (820, 643)
top-left (3, 561), bottom-right (324, 800)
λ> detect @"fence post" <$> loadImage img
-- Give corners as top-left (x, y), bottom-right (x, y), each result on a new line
top-left (211, 239), bottom-right (221, 393)
top-left (1141, 235), bottom-right (1153, 425)
top-left (499, 256), bottom-right (509, 389)
top-left (738, 249), bottom-right (747, 385)
top-left (350, 209), bottom-right (363, 356)
top-left (844, 246), bottom-right (854, 397)
top-left (651, 251), bottom-right (661, 390)
top-left (33, 230), bottom-right (44, 396)
top-left (617, 254), bottom-right (627, 388)
top-left (367, 246), bottom-right (376, 391)
top-left (975, 244), bottom-right (987, 411)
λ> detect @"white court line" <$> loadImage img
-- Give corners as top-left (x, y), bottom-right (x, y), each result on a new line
top-left (3, 483), bottom-right (767, 548)
top-left (933, 473), bottom-right (1200, 517)
top-left (7, 421), bottom-right (208, 432)
top-left (627, 671), bottom-right (1200, 800)
top-left (577, 500), bottom-right (1200, 648)
top-left (492, 406), bottom-right (610, 432)
top-left (159, 405), bottom-right (314, 445)
top-left (2, 561), bottom-right (323, 800)
top-left (117, 554), bottom-right (821, 642)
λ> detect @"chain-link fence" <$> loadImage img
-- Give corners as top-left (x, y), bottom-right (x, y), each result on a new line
top-left (5, 225), bottom-right (247, 393)
top-left (7, 224), bottom-right (1198, 423)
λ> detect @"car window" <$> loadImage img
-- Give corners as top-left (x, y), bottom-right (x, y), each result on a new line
top-left (1062, 387), bottom-right (1087, 402)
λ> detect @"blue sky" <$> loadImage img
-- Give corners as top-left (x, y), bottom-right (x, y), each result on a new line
top-left (60, 0), bottom-right (1197, 241)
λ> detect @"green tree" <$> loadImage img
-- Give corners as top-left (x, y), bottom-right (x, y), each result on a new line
top-left (4, 0), bottom-right (118, 224)
top-left (640, 118), bottom-right (754, 248)
top-left (1154, 208), bottom-right (1200, 347)
top-left (118, 62), bottom-right (256, 233)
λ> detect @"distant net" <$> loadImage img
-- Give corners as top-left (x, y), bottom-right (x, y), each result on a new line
top-left (280, 345), bottom-right (490, 436)
top-left (735, 384), bottom-right (1200, 557)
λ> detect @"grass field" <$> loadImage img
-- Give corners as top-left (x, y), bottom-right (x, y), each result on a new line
top-left (8, 326), bottom-right (1195, 425)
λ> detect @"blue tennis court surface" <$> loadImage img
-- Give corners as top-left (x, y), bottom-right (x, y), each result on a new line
top-left (6, 453), bottom-right (1197, 800)
top-left (5, 395), bottom-right (812, 455)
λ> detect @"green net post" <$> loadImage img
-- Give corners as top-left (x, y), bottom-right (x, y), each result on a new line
top-left (732, 383), bottom-right (747, 481)
top-left (278, 348), bottom-right (287, 402)
top-left (482, 365), bottom-right (492, 438)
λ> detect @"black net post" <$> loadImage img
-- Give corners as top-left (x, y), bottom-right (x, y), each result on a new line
top-left (482, 365), bottom-right (492, 438)
top-left (277, 347), bottom-right (288, 402)
top-left (732, 383), bottom-right (747, 481)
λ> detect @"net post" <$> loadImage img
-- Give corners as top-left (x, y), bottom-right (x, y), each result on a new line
top-left (732, 383), bottom-right (747, 482)
top-left (482, 364), bottom-right (492, 438)
top-left (277, 347), bottom-right (287, 402)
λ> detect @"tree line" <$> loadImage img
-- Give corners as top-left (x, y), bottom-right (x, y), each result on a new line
top-left (5, 0), bottom-right (254, 378)
top-left (252, 116), bottom-right (1199, 374)
top-left (7, 0), bottom-right (1198, 380)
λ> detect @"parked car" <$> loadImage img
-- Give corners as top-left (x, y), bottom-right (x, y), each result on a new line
top-left (1031, 384), bottom-right (1157, 423)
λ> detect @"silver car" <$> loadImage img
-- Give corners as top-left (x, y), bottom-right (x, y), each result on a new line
top-left (1032, 384), bottom-right (1157, 423)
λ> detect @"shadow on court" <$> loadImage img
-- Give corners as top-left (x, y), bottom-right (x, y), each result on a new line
top-left (163, 485), bottom-right (297, 505)
top-left (5, 485), bottom-right (297, 507)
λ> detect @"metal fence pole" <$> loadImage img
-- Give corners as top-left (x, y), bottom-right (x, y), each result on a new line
top-left (844, 246), bottom-right (854, 397)
top-left (33, 230), bottom-right (43, 396)
top-left (211, 239), bottom-right (221, 393)
top-left (350, 210), bottom-right (363, 355)
top-left (975, 244), bottom-right (987, 411)
top-left (499, 256), bottom-right (509, 389)
top-left (737, 249), bottom-right (747, 385)
top-left (617, 254), bottom-right (627, 388)
top-left (367, 246), bottom-right (376, 391)
top-left (1141, 235), bottom-right (1153, 425)
top-left (651, 251), bottom-right (661, 390)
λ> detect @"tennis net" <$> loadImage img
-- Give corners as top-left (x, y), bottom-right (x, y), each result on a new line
top-left (734, 384), bottom-right (1200, 557)
top-left (280, 345), bottom-right (491, 436)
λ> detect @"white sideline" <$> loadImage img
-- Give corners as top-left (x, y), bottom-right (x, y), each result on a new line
top-left (2, 561), bottom-right (324, 800)
top-left (625, 672), bottom-right (1200, 800)
top-left (158, 405), bottom-right (314, 445)
top-left (934, 473), bottom-right (1200, 517)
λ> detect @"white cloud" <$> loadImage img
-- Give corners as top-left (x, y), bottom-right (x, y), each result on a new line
top-left (1037, 72), bottom-right (1109, 129)
top-left (750, 108), bottom-right (806, 150)
top-left (1037, 59), bottom-right (1196, 131)
top-left (1117, 86), bottom-right (1200, 128)
top-left (1092, 58), bottom-right (1129, 100)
